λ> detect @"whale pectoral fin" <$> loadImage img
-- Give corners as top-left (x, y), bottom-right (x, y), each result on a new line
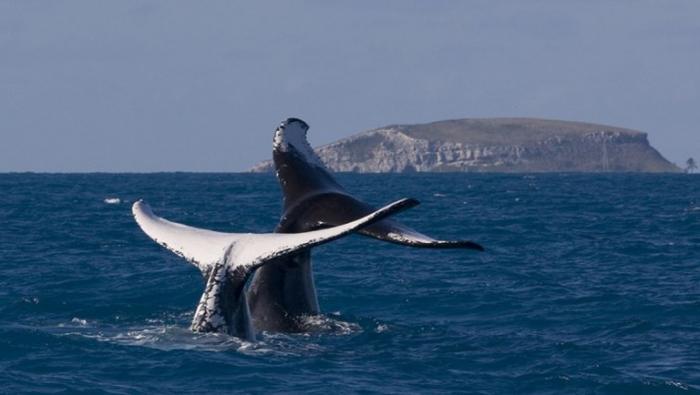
top-left (132, 200), bottom-right (243, 272)
top-left (272, 118), bottom-right (348, 210)
top-left (271, 118), bottom-right (483, 251)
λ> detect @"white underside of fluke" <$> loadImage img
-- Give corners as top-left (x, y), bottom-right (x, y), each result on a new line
top-left (132, 198), bottom-right (415, 275)
top-left (132, 197), bottom-right (417, 338)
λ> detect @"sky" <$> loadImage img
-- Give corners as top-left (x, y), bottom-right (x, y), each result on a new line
top-left (1, 0), bottom-right (698, 172)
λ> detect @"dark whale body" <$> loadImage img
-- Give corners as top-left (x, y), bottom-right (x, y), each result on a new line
top-left (248, 118), bottom-right (483, 332)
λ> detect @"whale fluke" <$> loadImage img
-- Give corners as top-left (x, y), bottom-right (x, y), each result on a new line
top-left (132, 197), bottom-right (418, 339)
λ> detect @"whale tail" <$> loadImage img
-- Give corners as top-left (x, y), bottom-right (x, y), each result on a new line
top-left (272, 118), bottom-right (484, 251)
top-left (132, 197), bottom-right (419, 339)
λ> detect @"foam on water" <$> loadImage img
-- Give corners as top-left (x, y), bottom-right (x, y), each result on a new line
top-left (49, 311), bottom-right (366, 356)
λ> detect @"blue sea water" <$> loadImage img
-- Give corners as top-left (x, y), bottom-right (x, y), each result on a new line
top-left (0, 173), bottom-right (699, 394)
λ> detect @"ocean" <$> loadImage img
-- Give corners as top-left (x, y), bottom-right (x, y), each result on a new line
top-left (1, 173), bottom-right (698, 394)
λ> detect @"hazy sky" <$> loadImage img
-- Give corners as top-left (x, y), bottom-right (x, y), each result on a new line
top-left (1, 1), bottom-right (698, 172)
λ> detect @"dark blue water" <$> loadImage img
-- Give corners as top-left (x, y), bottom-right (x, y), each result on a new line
top-left (1, 173), bottom-right (698, 394)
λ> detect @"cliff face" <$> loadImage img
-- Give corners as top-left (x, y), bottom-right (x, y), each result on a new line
top-left (250, 118), bottom-right (679, 173)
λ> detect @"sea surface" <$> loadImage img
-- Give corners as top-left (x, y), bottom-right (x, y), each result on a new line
top-left (1, 173), bottom-right (699, 394)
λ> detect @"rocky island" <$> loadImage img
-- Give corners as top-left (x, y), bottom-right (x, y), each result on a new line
top-left (250, 118), bottom-right (679, 173)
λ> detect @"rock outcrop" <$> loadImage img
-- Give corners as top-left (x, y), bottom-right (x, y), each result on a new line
top-left (250, 118), bottom-right (679, 173)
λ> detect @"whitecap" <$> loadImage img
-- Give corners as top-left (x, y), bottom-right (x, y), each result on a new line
top-left (104, 197), bottom-right (121, 204)
top-left (22, 296), bottom-right (40, 304)
top-left (296, 314), bottom-right (362, 335)
top-left (665, 380), bottom-right (689, 390)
